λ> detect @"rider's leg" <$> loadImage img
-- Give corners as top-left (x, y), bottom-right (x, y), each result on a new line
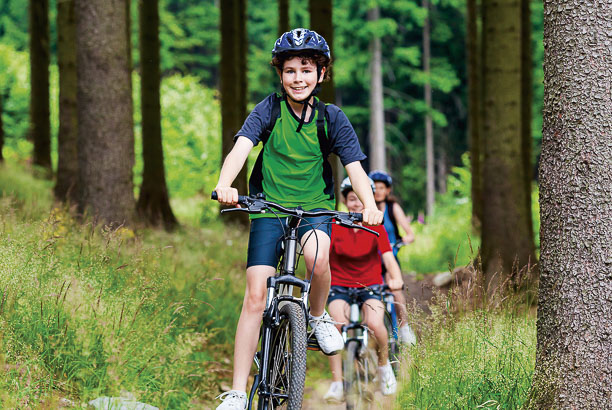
top-left (362, 298), bottom-right (389, 366)
top-left (327, 299), bottom-right (349, 382)
top-left (231, 265), bottom-right (276, 392)
top-left (392, 288), bottom-right (410, 326)
top-left (301, 230), bottom-right (331, 316)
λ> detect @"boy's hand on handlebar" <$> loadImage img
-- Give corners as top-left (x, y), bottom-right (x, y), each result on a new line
top-left (361, 207), bottom-right (383, 226)
top-left (387, 278), bottom-right (404, 292)
top-left (214, 186), bottom-right (239, 206)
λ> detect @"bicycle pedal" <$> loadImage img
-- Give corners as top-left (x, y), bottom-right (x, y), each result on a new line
top-left (307, 334), bottom-right (321, 351)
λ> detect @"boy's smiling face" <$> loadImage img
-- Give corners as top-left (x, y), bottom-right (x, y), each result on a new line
top-left (280, 56), bottom-right (325, 102)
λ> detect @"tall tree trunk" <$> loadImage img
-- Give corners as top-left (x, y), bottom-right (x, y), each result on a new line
top-left (136, 0), bottom-right (178, 231)
top-left (278, 0), bottom-right (289, 36)
top-left (467, 0), bottom-right (482, 232)
top-left (521, 0), bottom-right (534, 243)
top-left (367, 5), bottom-right (386, 172)
top-left (527, 1), bottom-right (612, 406)
top-left (220, 0), bottom-right (248, 224)
top-left (481, 0), bottom-right (536, 292)
top-left (55, 0), bottom-right (79, 202)
top-left (309, 0), bottom-right (342, 208)
top-left (29, 0), bottom-right (52, 173)
top-left (75, 0), bottom-right (135, 226)
top-left (423, 0), bottom-right (434, 217)
top-left (436, 141), bottom-right (447, 194)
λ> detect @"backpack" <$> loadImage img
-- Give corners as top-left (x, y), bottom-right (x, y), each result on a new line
top-left (248, 93), bottom-right (334, 199)
top-left (385, 199), bottom-right (400, 241)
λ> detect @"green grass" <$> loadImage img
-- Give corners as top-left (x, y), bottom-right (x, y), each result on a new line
top-left (397, 301), bottom-right (536, 409)
top-left (0, 163), bottom-right (249, 408)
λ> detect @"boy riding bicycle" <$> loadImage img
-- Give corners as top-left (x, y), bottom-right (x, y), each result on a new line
top-left (324, 178), bottom-right (405, 402)
top-left (214, 28), bottom-right (383, 409)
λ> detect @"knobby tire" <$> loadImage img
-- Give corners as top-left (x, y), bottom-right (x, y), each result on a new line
top-left (258, 303), bottom-right (307, 410)
top-left (343, 340), bottom-right (374, 410)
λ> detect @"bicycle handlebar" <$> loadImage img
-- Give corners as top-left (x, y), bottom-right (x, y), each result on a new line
top-left (211, 191), bottom-right (379, 236)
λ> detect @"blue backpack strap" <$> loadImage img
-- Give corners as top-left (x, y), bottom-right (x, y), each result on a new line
top-left (261, 92), bottom-right (282, 145)
top-left (249, 93), bottom-right (281, 196)
top-left (316, 100), bottom-right (334, 199)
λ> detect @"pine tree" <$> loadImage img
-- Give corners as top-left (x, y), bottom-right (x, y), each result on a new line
top-left (136, 0), bottom-right (178, 230)
top-left (55, 0), bottom-right (79, 202)
top-left (75, 0), bottom-right (135, 225)
top-left (527, 1), bottom-right (612, 406)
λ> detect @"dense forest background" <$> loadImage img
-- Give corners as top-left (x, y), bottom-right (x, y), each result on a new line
top-left (0, 0), bottom-right (543, 218)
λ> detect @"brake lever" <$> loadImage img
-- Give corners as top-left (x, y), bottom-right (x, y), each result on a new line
top-left (220, 207), bottom-right (247, 214)
top-left (335, 219), bottom-right (380, 237)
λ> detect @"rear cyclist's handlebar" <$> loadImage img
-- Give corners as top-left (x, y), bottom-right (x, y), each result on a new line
top-left (211, 191), bottom-right (378, 236)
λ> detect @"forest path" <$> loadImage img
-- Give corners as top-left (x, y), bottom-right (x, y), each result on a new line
top-left (300, 272), bottom-right (441, 410)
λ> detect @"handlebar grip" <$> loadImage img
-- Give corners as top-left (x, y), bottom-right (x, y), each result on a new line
top-left (211, 191), bottom-right (250, 205)
top-left (349, 212), bottom-right (363, 222)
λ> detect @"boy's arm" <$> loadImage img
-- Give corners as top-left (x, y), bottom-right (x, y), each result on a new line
top-left (393, 203), bottom-right (416, 244)
top-left (345, 162), bottom-right (383, 226)
top-left (382, 252), bottom-right (404, 290)
top-left (214, 136), bottom-right (254, 205)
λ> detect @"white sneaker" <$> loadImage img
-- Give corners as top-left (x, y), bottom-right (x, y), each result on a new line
top-left (309, 311), bottom-right (344, 355)
top-left (400, 324), bottom-right (417, 346)
top-left (216, 390), bottom-right (247, 410)
top-left (379, 363), bottom-right (397, 395)
top-left (323, 381), bottom-right (344, 403)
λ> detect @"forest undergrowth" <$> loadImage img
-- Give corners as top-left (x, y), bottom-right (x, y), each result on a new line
top-left (0, 162), bottom-right (537, 408)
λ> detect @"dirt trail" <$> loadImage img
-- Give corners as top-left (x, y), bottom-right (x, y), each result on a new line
top-left (302, 378), bottom-right (397, 409)
top-left (299, 273), bottom-right (439, 410)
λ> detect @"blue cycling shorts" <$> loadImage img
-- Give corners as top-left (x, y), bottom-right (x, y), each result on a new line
top-left (246, 211), bottom-right (333, 268)
top-left (327, 286), bottom-right (382, 305)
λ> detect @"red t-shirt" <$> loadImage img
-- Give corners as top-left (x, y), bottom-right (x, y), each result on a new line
top-left (329, 223), bottom-right (392, 288)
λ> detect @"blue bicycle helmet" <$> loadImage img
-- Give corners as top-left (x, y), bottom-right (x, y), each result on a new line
top-left (272, 28), bottom-right (331, 132)
top-left (272, 28), bottom-right (330, 58)
top-left (368, 170), bottom-right (393, 187)
top-left (340, 176), bottom-right (376, 197)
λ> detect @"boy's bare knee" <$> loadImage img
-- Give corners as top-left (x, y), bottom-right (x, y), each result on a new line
top-left (244, 289), bottom-right (266, 313)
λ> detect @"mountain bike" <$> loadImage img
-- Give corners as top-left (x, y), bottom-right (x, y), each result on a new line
top-left (382, 284), bottom-right (400, 374)
top-left (384, 240), bottom-right (406, 373)
top-left (333, 285), bottom-right (387, 410)
top-left (212, 192), bottom-right (377, 410)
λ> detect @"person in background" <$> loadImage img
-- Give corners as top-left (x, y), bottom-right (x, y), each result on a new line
top-left (368, 170), bottom-right (417, 346)
top-left (323, 177), bottom-right (404, 402)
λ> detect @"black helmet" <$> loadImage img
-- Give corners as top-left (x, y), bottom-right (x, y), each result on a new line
top-left (272, 28), bottom-right (330, 58)
top-left (368, 170), bottom-right (393, 187)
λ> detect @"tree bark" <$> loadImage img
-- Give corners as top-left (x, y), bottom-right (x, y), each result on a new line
top-left (136, 0), bottom-right (178, 231)
top-left (220, 0), bottom-right (248, 225)
top-left (423, 0), bottom-right (434, 217)
top-left (278, 0), bottom-right (289, 37)
top-left (75, 0), bottom-right (135, 226)
top-left (467, 0), bottom-right (482, 232)
top-left (367, 5), bottom-right (386, 172)
top-left (521, 0), bottom-right (534, 243)
top-left (527, 1), bottom-right (612, 407)
top-left (29, 0), bottom-right (52, 173)
top-left (309, 0), bottom-right (342, 209)
top-left (481, 0), bottom-right (536, 292)
top-left (55, 0), bottom-right (79, 202)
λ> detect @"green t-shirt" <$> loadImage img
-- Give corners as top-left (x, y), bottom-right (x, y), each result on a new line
top-left (235, 94), bottom-right (367, 218)
top-left (255, 99), bottom-right (334, 217)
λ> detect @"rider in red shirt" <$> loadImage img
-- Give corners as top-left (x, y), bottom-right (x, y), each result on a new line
top-left (324, 177), bottom-right (404, 402)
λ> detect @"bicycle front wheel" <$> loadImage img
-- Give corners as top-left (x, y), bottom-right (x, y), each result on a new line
top-left (343, 340), bottom-right (374, 410)
top-left (259, 303), bottom-right (307, 410)
top-left (384, 304), bottom-right (400, 374)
